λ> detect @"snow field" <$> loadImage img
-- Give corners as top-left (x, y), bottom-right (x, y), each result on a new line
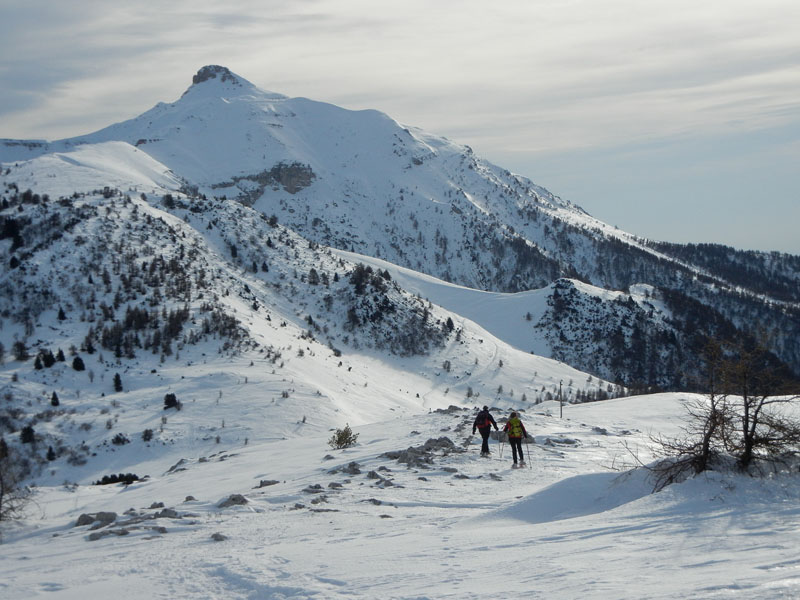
top-left (3, 390), bottom-right (800, 599)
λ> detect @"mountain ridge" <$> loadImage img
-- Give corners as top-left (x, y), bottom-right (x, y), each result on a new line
top-left (2, 65), bottom-right (798, 389)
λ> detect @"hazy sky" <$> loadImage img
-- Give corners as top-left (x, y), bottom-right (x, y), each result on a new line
top-left (1, 0), bottom-right (798, 253)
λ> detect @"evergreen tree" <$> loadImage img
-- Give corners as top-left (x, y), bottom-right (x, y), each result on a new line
top-left (72, 356), bottom-right (85, 371)
top-left (41, 349), bottom-right (56, 368)
top-left (113, 373), bottom-right (122, 392)
top-left (328, 424), bottom-right (359, 449)
top-left (12, 341), bottom-right (28, 361)
top-left (51, 391), bottom-right (59, 407)
top-left (20, 426), bottom-right (34, 444)
top-left (164, 393), bottom-right (180, 410)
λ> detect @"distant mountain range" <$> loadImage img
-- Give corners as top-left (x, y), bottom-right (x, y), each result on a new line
top-left (3, 65), bottom-right (799, 391)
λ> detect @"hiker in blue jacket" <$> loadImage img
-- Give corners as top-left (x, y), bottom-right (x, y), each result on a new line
top-left (472, 405), bottom-right (499, 457)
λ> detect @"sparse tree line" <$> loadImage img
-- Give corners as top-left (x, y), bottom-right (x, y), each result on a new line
top-left (1, 182), bottom-right (455, 374)
top-left (0, 385), bottom-right (189, 522)
top-left (649, 241), bottom-right (800, 304)
top-left (0, 186), bottom-right (256, 361)
top-left (538, 278), bottom-right (799, 393)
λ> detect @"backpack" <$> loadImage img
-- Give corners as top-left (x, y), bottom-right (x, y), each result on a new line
top-left (476, 411), bottom-right (490, 429)
top-left (507, 417), bottom-right (523, 438)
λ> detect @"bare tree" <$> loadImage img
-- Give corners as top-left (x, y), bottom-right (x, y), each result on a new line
top-left (722, 341), bottom-right (800, 470)
top-left (650, 337), bottom-right (800, 491)
top-left (0, 439), bottom-right (31, 523)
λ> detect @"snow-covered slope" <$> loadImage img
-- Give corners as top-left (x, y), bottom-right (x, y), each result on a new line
top-left (3, 141), bottom-right (181, 194)
top-left (336, 249), bottom-right (676, 380)
top-left (3, 65), bottom-right (797, 386)
top-left (3, 389), bottom-right (800, 599)
top-left (0, 143), bottom-right (614, 472)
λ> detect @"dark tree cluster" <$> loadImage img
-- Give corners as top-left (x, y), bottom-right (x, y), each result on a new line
top-left (94, 472), bottom-right (139, 486)
top-left (111, 433), bottom-right (130, 446)
top-left (0, 215), bottom-right (25, 252)
top-left (34, 348), bottom-right (58, 370)
top-left (538, 278), bottom-right (799, 393)
top-left (91, 305), bottom-right (191, 358)
top-left (349, 263), bottom-right (390, 296)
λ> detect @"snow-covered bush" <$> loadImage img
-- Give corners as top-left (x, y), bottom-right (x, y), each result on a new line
top-left (328, 424), bottom-right (359, 449)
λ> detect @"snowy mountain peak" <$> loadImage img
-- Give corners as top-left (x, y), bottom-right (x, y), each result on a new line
top-left (191, 65), bottom-right (241, 86)
top-left (182, 64), bottom-right (284, 101)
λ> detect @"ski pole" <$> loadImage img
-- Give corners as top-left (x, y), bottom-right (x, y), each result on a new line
top-left (524, 437), bottom-right (531, 469)
top-left (500, 438), bottom-right (504, 458)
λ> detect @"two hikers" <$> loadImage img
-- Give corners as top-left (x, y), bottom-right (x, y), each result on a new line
top-left (472, 405), bottom-right (499, 456)
top-left (473, 407), bottom-right (530, 467)
top-left (503, 411), bottom-right (529, 468)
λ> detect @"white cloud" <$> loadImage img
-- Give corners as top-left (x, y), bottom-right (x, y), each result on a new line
top-left (3, 1), bottom-right (798, 144)
top-left (1, 0), bottom-right (798, 251)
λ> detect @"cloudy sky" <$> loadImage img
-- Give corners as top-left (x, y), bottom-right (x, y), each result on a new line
top-left (2, 0), bottom-right (798, 253)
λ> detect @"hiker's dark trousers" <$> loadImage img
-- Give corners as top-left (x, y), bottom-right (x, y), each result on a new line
top-left (478, 426), bottom-right (491, 453)
top-left (510, 437), bottom-right (524, 463)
